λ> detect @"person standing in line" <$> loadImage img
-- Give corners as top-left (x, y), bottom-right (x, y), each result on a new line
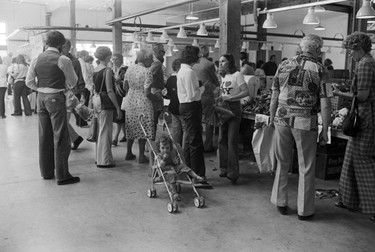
top-left (123, 49), bottom-right (155, 164)
top-left (26, 30), bottom-right (80, 185)
top-left (262, 55), bottom-right (278, 76)
top-left (177, 46), bottom-right (208, 183)
top-left (149, 43), bottom-right (165, 136)
top-left (239, 51), bottom-right (255, 76)
top-left (334, 32), bottom-right (375, 222)
top-left (92, 46), bottom-right (122, 168)
top-left (11, 54), bottom-right (32, 116)
top-left (217, 53), bottom-right (249, 184)
top-left (0, 56), bottom-right (8, 118)
top-left (164, 58), bottom-right (183, 146)
top-left (269, 34), bottom-right (331, 220)
top-left (111, 53), bottom-right (128, 146)
top-left (61, 39), bottom-right (84, 150)
top-left (193, 45), bottom-right (220, 153)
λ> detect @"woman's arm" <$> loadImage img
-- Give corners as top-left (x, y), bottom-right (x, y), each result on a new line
top-left (105, 68), bottom-right (122, 119)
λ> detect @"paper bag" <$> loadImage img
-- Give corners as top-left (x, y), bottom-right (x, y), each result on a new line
top-left (252, 125), bottom-right (276, 173)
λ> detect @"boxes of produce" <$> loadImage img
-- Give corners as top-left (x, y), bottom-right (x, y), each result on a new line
top-left (315, 152), bottom-right (345, 180)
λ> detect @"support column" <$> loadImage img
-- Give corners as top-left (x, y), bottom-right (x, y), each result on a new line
top-left (113, 0), bottom-right (123, 54)
top-left (219, 0), bottom-right (241, 69)
top-left (45, 12), bottom-right (52, 26)
top-left (70, 0), bottom-right (76, 55)
top-left (256, 13), bottom-right (267, 63)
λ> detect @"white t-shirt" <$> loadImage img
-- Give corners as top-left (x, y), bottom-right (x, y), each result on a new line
top-left (177, 63), bottom-right (205, 103)
top-left (220, 71), bottom-right (246, 102)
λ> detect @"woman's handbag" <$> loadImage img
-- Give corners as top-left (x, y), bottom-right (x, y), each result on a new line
top-left (342, 96), bottom-right (359, 137)
top-left (87, 117), bottom-right (98, 142)
top-left (99, 69), bottom-right (116, 110)
top-left (214, 100), bottom-right (235, 125)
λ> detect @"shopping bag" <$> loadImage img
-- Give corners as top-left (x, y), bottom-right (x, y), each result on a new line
top-left (121, 95), bottom-right (129, 111)
top-left (251, 124), bottom-right (276, 173)
top-left (86, 117), bottom-right (98, 142)
top-left (65, 89), bottom-right (79, 110)
top-left (74, 103), bottom-right (94, 121)
top-left (342, 96), bottom-right (359, 137)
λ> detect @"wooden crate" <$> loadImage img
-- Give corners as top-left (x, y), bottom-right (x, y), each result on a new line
top-left (315, 152), bottom-right (345, 180)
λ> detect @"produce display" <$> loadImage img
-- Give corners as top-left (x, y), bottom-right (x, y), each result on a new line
top-left (242, 90), bottom-right (272, 115)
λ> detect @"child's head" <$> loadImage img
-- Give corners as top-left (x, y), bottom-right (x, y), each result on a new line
top-left (157, 135), bottom-right (173, 155)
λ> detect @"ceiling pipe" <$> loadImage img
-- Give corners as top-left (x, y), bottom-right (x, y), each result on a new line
top-left (105, 0), bottom-right (200, 26)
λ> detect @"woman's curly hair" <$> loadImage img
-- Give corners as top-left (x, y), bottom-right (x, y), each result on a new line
top-left (342, 32), bottom-right (372, 52)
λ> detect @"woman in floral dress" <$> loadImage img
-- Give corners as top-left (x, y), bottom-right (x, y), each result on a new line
top-left (123, 49), bottom-right (155, 163)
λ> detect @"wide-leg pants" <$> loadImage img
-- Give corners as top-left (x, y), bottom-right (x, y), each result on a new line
top-left (271, 124), bottom-right (317, 216)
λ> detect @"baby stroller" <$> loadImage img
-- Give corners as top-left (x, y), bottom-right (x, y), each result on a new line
top-left (138, 113), bottom-right (205, 213)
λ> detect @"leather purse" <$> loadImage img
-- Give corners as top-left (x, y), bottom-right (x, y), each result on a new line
top-left (342, 96), bottom-right (359, 137)
top-left (99, 69), bottom-right (116, 110)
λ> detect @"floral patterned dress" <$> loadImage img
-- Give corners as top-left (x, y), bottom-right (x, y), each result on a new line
top-left (123, 63), bottom-right (154, 140)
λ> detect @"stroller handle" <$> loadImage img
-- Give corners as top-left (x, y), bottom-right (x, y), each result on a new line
top-left (138, 113), bottom-right (148, 137)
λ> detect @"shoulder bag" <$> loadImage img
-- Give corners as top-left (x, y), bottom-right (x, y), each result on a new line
top-left (99, 68), bottom-right (116, 110)
top-left (342, 96), bottom-right (359, 137)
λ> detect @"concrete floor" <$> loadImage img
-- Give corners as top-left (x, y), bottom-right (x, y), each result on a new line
top-left (1, 97), bottom-right (375, 252)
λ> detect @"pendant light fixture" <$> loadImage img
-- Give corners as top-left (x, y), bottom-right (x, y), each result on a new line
top-left (197, 23), bottom-right (208, 36)
top-left (177, 27), bottom-right (187, 38)
top-left (261, 43), bottom-right (268, 50)
top-left (263, 13), bottom-right (277, 29)
top-left (278, 44), bottom-right (284, 51)
top-left (172, 45), bottom-right (179, 52)
top-left (209, 46), bottom-right (214, 53)
top-left (315, 0), bottom-right (325, 13)
top-left (214, 39), bottom-right (220, 49)
top-left (314, 22), bottom-right (325, 30)
top-left (90, 41), bottom-right (96, 48)
top-left (160, 30), bottom-right (170, 41)
top-left (147, 31), bottom-right (154, 41)
top-left (167, 38), bottom-right (175, 47)
top-left (326, 46), bottom-right (331, 53)
top-left (241, 41), bottom-right (248, 51)
top-left (356, 0), bottom-right (375, 19)
top-left (303, 7), bottom-right (320, 25)
top-left (186, 3), bottom-right (199, 20)
top-left (192, 39), bottom-right (199, 47)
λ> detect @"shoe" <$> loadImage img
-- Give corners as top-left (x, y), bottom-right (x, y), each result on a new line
top-left (1, 115), bottom-right (6, 118)
top-left (25, 114), bottom-right (32, 116)
top-left (138, 155), bottom-right (149, 164)
top-left (227, 176), bottom-right (238, 184)
top-left (97, 164), bottom-right (116, 168)
top-left (112, 140), bottom-right (118, 146)
top-left (119, 137), bottom-right (127, 142)
top-left (194, 180), bottom-right (213, 189)
top-left (173, 193), bottom-right (181, 201)
top-left (57, 176), bottom-right (80, 185)
top-left (298, 214), bottom-right (314, 221)
top-left (370, 216), bottom-right (375, 221)
top-left (334, 201), bottom-right (359, 211)
top-left (277, 206), bottom-right (288, 215)
top-left (71, 136), bottom-right (83, 150)
top-left (219, 168), bottom-right (227, 177)
top-left (11, 113), bottom-right (22, 116)
top-left (43, 176), bottom-right (54, 180)
top-left (125, 153), bottom-right (136, 161)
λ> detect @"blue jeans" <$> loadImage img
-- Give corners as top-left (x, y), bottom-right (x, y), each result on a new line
top-left (37, 92), bottom-right (72, 180)
top-left (179, 101), bottom-right (206, 177)
top-left (171, 113), bottom-right (183, 146)
top-left (219, 101), bottom-right (242, 180)
top-left (13, 81), bottom-right (31, 115)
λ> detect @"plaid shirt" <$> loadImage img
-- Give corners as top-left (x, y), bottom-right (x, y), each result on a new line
top-left (272, 54), bottom-right (332, 131)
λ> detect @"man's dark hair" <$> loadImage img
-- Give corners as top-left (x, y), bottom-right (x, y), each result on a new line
top-left (180, 46), bottom-right (200, 65)
top-left (46, 31), bottom-right (66, 48)
top-left (172, 58), bottom-right (181, 72)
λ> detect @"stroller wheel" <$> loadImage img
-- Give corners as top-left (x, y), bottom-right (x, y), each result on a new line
top-left (147, 188), bottom-right (156, 198)
top-left (167, 202), bottom-right (178, 213)
top-left (194, 197), bottom-right (205, 208)
top-left (176, 183), bottom-right (181, 193)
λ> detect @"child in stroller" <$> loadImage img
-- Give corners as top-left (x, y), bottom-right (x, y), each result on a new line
top-left (155, 135), bottom-right (205, 201)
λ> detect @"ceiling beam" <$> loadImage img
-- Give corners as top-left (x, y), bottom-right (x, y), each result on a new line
top-left (105, 0), bottom-right (200, 26)
top-left (259, 0), bottom-right (348, 14)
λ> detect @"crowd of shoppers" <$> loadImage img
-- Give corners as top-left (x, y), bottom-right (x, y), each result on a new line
top-left (2, 28), bottom-right (370, 221)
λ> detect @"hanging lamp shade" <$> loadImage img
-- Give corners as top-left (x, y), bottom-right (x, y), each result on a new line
top-left (314, 23), bottom-right (325, 31)
top-left (314, 5), bottom-right (325, 13)
top-left (167, 38), bottom-right (175, 47)
top-left (303, 7), bottom-right (320, 25)
top-left (261, 43), bottom-right (267, 50)
top-left (90, 41), bottom-right (96, 48)
top-left (209, 46), bottom-right (214, 53)
top-left (192, 39), bottom-right (199, 47)
top-left (241, 41), bottom-right (248, 50)
top-left (186, 3), bottom-right (199, 20)
top-left (160, 30), bottom-right (169, 41)
top-left (172, 45), bottom-right (179, 52)
top-left (326, 46), bottom-right (331, 53)
top-left (356, 0), bottom-right (375, 19)
top-left (262, 13), bottom-right (277, 29)
top-left (214, 39), bottom-right (220, 48)
top-left (165, 48), bottom-right (172, 57)
top-left (147, 31), bottom-right (154, 41)
top-left (197, 23), bottom-right (208, 36)
top-left (278, 44), bottom-right (284, 51)
top-left (177, 27), bottom-right (187, 38)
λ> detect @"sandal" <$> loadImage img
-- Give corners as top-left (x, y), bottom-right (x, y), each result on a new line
top-left (112, 140), bottom-right (118, 146)
top-left (334, 201), bottom-right (359, 212)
